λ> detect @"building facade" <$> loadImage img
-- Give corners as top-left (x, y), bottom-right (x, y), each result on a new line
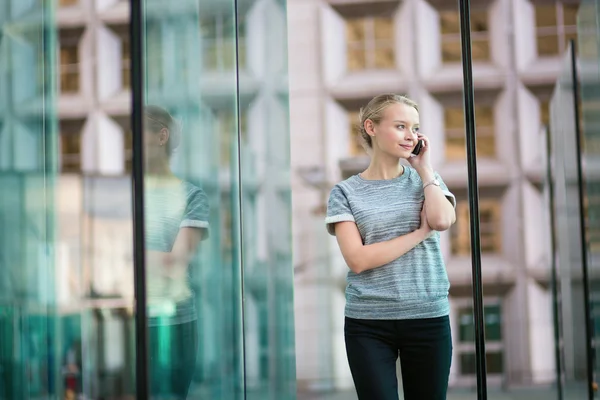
top-left (288, 0), bottom-right (580, 391)
top-left (1, 0), bottom-right (296, 398)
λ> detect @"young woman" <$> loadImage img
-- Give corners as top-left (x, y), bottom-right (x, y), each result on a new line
top-left (143, 105), bottom-right (210, 399)
top-left (325, 94), bottom-right (456, 400)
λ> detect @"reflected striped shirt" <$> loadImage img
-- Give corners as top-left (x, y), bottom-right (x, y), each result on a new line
top-left (145, 178), bottom-right (209, 326)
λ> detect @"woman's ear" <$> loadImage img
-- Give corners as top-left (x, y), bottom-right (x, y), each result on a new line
top-left (364, 119), bottom-right (375, 137)
top-left (159, 127), bottom-right (170, 146)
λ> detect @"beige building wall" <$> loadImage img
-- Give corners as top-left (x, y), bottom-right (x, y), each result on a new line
top-left (288, 0), bottom-right (576, 390)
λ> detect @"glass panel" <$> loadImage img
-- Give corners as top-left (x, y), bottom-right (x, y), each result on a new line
top-left (346, 19), bottom-right (365, 42)
top-left (444, 106), bottom-right (495, 160)
top-left (59, 31), bottom-right (80, 93)
top-left (538, 34), bottom-right (561, 56)
top-left (374, 46), bottom-right (394, 69)
top-left (471, 10), bottom-right (488, 33)
top-left (563, 4), bottom-right (579, 27)
top-left (442, 40), bottom-right (462, 63)
top-left (471, 38), bottom-right (490, 61)
top-left (549, 39), bottom-right (591, 397)
top-left (451, 200), bottom-right (501, 255)
top-left (0, 0), bottom-right (59, 399)
top-left (141, 0), bottom-right (246, 398)
top-left (237, 0), bottom-right (296, 397)
top-left (347, 48), bottom-right (366, 71)
top-left (59, 119), bottom-right (84, 174)
top-left (578, 0), bottom-right (600, 395)
top-left (440, 11), bottom-right (460, 35)
top-left (373, 17), bottom-right (393, 40)
top-left (535, 5), bottom-right (558, 28)
top-left (346, 17), bottom-right (394, 70)
top-left (348, 110), bottom-right (366, 156)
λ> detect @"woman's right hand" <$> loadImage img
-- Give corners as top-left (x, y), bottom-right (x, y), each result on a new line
top-left (420, 205), bottom-right (433, 237)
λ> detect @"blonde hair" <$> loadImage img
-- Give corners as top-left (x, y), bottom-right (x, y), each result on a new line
top-left (358, 94), bottom-right (419, 149)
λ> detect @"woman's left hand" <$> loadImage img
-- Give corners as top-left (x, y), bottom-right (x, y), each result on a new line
top-left (408, 134), bottom-right (432, 172)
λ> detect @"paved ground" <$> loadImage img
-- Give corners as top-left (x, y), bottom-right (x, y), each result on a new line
top-left (297, 387), bottom-right (588, 400)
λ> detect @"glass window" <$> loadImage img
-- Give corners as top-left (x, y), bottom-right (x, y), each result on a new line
top-left (451, 200), bottom-right (502, 255)
top-left (59, 32), bottom-right (80, 93)
top-left (346, 17), bottom-right (395, 71)
top-left (457, 304), bottom-right (504, 375)
top-left (122, 37), bottom-right (130, 89)
top-left (444, 105), bottom-right (495, 161)
top-left (60, 119), bottom-right (83, 173)
top-left (348, 110), bottom-right (366, 156)
top-left (535, 3), bottom-right (578, 57)
top-left (124, 128), bottom-right (133, 173)
top-left (540, 100), bottom-right (550, 127)
top-left (201, 14), bottom-right (247, 70)
top-left (440, 10), bottom-right (490, 63)
top-left (459, 351), bottom-right (504, 375)
top-left (218, 109), bottom-right (248, 167)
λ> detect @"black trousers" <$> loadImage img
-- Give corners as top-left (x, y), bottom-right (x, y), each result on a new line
top-left (149, 320), bottom-right (198, 399)
top-left (345, 315), bottom-right (452, 400)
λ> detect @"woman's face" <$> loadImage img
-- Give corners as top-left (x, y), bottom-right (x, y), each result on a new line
top-left (370, 103), bottom-right (420, 159)
top-left (144, 127), bottom-right (169, 161)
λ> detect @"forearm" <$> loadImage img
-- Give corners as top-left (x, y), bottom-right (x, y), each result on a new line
top-left (418, 168), bottom-right (455, 231)
top-left (346, 229), bottom-right (430, 274)
top-left (147, 249), bottom-right (190, 267)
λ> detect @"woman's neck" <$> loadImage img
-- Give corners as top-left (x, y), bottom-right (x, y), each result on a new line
top-left (362, 152), bottom-right (404, 181)
top-left (145, 158), bottom-right (173, 176)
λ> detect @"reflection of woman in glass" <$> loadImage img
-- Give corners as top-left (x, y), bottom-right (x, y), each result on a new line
top-left (325, 94), bottom-right (456, 400)
top-left (143, 105), bottom-right (209, 399)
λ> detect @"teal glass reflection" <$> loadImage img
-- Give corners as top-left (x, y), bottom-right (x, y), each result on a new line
top-left (549, 42), bottom-right (590, 398)
top-left (578, 0), bottom-right (600, 389)
top-left (142, 1), bottom-right (246, 398)
top-left (0, 0), bottom-right (58, 398)
top-left (236, 1), bottom-right (297, 399)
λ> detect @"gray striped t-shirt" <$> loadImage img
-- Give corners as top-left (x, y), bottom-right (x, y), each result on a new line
top-left (145, 178), bottom-right (210, 326)
top-left (325, 166), bottom-right (455, 320)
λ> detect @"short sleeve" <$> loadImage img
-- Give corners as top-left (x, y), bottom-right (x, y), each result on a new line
top-left (435, 172), bottom-right (456, 209)
top-left (181, 184), bottom-right (210, 240)
top-left (325, 185), bottom-right (355, 236)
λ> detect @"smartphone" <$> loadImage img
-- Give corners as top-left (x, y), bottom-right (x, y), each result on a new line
top-left (412, 139), bottom-right (424, 156)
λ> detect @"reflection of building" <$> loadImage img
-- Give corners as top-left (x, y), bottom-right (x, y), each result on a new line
top-left (289, 0), bottom-right (581, 390)
top-left (0, 0), bottom-right (294, 398)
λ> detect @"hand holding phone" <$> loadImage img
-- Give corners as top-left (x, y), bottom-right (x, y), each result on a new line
top-left (412, 139), bottom-right (424, 156)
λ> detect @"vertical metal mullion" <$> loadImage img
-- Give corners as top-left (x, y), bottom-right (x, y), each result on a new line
top-left (457, 0), bottom-right (487, 398)
top-left (569, 39), bottom-right (595, 400)
top-left (233, 1), bottom-right (248, 398)
top-left (129, 0), bottom-right (149, 398)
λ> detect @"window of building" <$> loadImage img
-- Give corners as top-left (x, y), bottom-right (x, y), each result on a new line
top-left (124, 129), bottom-right (133, 173)
top-left (346, 17), bottom-right (395, 71)
top-left (535, 3), bottom-right (578, 57)
top-left (440, 10), bottom-right (489, 63)
top-left (444, 105), bottom-right (495, 161)
top-left (201, 14), bottom-right (247, 71)
top-left (122, 37), bottom-right (130, 89)
top-left (59, 33), bottom-right (80, 93)
top-left (456, 304), bottom-right (504, 376)
top-left (540, 100), bottom-right (550, 128)
top-left (218, 110), bottom-right (248, 167)
top-left (451, 199), bottom-right (501, 255)
top-left (348, 110), bottom-right (367, 156)
top-left (60, 120), bottom-right (83, 174)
